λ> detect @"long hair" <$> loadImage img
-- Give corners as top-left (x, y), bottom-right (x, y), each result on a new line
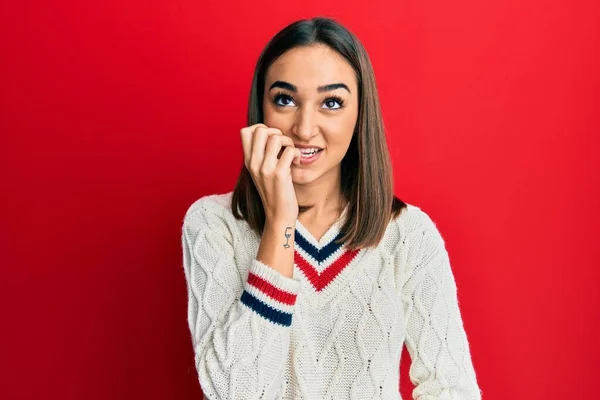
top-left (232, 17), bottom-right (407, 251)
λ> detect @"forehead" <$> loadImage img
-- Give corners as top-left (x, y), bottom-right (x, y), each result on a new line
top-left (265, 45), bottom-right (356, 92)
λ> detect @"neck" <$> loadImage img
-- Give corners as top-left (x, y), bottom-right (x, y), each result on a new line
top-left (293, 165), bottom-right (346, 221)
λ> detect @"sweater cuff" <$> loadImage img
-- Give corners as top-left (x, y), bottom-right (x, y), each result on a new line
top-left (240, 259), bottom-right (300, 327)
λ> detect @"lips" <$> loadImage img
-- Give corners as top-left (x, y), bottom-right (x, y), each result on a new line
top-left (297, 148), bottom-right (323, 165)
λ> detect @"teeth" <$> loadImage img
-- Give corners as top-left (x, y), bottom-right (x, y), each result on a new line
top-left (300, 148), bottom-right (320, 155)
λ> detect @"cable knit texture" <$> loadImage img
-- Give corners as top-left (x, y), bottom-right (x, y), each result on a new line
top-left (181, 192), bottom-right (482, 400)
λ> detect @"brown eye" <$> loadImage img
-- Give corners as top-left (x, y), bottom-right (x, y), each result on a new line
top-left (273, 93), bottom-right (295, 107)
top-left (322, 96), bottom-right (344, 110)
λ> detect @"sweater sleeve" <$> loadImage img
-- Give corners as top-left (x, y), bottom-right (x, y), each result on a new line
top-left (400, 210), bottom-right (482, 400)
top-left (181, 198), bottom-right (300, 399)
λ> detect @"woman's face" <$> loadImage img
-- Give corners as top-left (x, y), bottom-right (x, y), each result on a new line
top-left (262, 44), bottom-right (359, 185)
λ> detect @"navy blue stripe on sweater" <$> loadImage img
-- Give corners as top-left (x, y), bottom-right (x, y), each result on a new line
top-left (240, 290), bottom-right (293, 327)
top-left (294, 230), bottom-right (345, 263)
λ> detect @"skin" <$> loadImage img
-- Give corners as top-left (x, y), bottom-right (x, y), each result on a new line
top-left (262, 44), bottom-right (359, 230)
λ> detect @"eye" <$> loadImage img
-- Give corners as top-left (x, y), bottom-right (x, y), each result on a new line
top-left (322, 96), bottom-right (344, 110)
top-left (271, 92), bottom-right (345, 110)
top-left (272, 92), bottom-right (296, 107)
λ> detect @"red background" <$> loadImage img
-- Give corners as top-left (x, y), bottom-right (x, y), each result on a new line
top-left (1, 1), bottom-right (599, 399)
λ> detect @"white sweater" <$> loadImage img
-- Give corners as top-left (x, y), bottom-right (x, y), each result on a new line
top-left (181, 191), bottom-right (482, 400)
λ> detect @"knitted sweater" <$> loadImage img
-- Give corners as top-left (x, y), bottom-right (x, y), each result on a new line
top-left (181, 191), bottom-right (482, 400)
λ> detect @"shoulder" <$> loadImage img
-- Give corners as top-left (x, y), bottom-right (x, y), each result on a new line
top-left (393, 202), bottom-right (440, 237)
top-left (182, 190), bottom-right (235, 231)
top-left (385, 201), bottom-right (446, 257)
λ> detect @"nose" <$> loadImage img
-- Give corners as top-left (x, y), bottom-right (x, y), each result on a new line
top-left (291, 105), bottom-right (318, 140)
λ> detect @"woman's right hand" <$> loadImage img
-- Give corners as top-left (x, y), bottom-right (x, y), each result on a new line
top-left (240, 123), bottom-right (303, 222)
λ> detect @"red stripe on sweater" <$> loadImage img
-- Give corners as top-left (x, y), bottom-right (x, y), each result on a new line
top-left (247, 273), bottom-right (298, 305)
top-left (294, 249), bottom-right (361, 292)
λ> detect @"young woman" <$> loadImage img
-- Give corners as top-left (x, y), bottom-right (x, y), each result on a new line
top-left (182, 17), bottom-right (482, 400)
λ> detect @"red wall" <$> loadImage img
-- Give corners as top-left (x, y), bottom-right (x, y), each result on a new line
top-left (1, 1), bottom-right (598, 399)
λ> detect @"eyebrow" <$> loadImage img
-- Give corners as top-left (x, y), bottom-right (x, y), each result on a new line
top-left (268, 80), bottom-right (351, 93)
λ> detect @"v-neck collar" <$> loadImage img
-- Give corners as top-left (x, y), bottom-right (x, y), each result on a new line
top-left (292, 203), bottom-right (371, 302)
top-left (294, 203), bottom-right (350, 250)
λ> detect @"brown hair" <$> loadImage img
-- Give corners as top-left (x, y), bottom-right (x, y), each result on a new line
top-left (232, 17), bottom-right (407, 251)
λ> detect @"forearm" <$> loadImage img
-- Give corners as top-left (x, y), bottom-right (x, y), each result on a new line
top-left (256, 218), bottom-right (296, 278)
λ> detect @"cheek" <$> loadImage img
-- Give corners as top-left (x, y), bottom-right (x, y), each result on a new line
top-left (323, 116), bottom-right (356, 142)
top-left (263, 112), bottom-right (286, 127)
top-left (262, 99), bottom-right (272, 124)
top-left (262, 102), bottom-right (286, 127)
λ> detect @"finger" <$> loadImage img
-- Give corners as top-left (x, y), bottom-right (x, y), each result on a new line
top-left (240, 123), bottom-right (269, 167)
top-left (288, 147), bottom-right (302, 165)
top-left (252, 126), bottom-right (295, 148)
top-left (262, 134), bottom-right (284, 173)
top-left (250, 127), bottom-right (298, 173)
top-left (250, 127), bottom-right (282, 170)
top-left (277, 145), bottom-right (301, 170)
top-left (263, 133), bottom-right (297, 168)
top-left (277, 146), bottom-right (302, 165)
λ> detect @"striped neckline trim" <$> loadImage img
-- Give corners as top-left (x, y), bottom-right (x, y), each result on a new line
top-left (293, 205), bottom-right (362, 292)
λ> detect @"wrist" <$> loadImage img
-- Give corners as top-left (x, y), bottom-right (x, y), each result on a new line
top-left (265, 217), bottom-right (297, 229)
top-left (264, 220), bottom-right (295, 245)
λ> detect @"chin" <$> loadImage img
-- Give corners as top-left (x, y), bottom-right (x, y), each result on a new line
top-left (291, 168), bottom-right (319, 184)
